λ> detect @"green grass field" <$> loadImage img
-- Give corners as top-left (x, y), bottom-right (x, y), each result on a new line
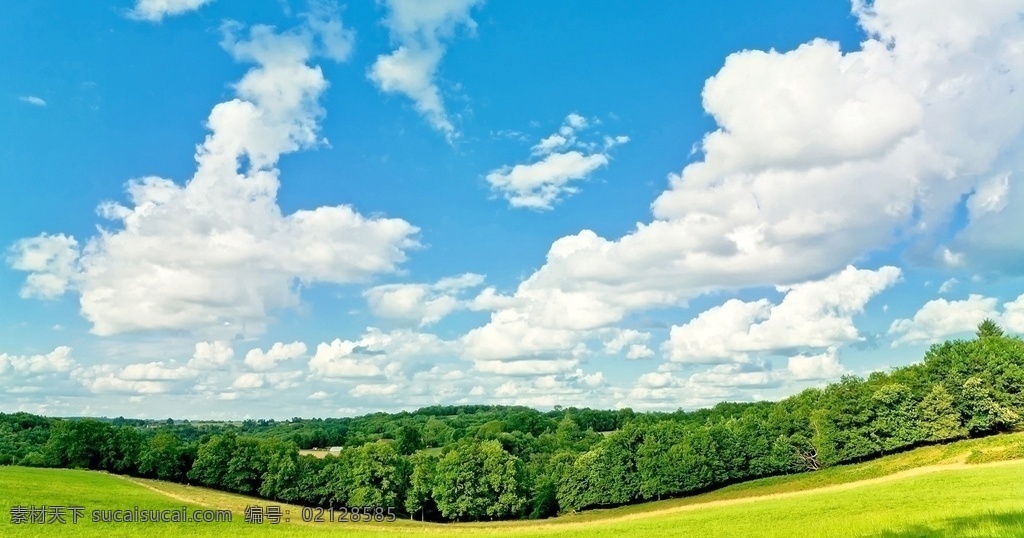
top-left (3, 432), bottom-right (1024, 537)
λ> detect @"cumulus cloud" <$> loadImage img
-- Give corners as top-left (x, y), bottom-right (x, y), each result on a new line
top-left (8, 10), bottom-right (417, 338)
top-left (188, 341), bottom-right (235, 370)
top-left (74, 359), bottom-right (197, 396)
top-left (938, 278), bottom-right (958, 294)
top-left (486, 113), bottom-right (629, 209)
top-left (1004, 295), bottom-right (1024, 334)
top-left (6, 234), bottom-right (79, 299)
top-left (602, 329), bottom-right (653, 360)
top-left (309, 328), bottom-right (453, 379)
top-left (244, 341), bottom-right (307, 371)
top-left (665, 266), bottom-right (900, 363)
top-left (888, 292), bottom-right (1024, 345)
top-left (0, 346), bottom-right (76, 376)
top-left (363, 273), bottom-right (484, 326)
top-left (483, 369), bottom-right (608, 408)
top-left (787, 347), bottom-right (847, 380)
top-left (128, 0), bottom-right (213, 22)
top-left (368, 0), bottom-right (483, 140)
top-left (18, 96), bottom-right (46, 106)
top-left (458, 0), bottom-right (1024, 381)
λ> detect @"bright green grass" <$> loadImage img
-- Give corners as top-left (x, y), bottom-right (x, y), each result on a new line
top-left (3, 432), bottom-right (1024, 537)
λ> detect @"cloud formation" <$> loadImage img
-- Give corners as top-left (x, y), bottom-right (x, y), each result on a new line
top-left (889, 293), bottom-right (1024, 345)
top-left (18, 96), bottom-right (46, 106)
top-left (9, 10), bottom-right (418, 338)
top-left (665, 266), bottom-right (900, 363)
top-left (458, 0), bottom-right (1024, 386)
top-left (486, 113), bottom-right (629, 209)
top-left (363, 273), bottom-right (485, 326)
top-left (128, 0), bottom-right (213, 22)
top-left (368, 0), bottom-right (483, 140)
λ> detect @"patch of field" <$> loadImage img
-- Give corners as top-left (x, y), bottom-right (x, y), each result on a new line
top-left (297, 449), bottom-right (330, 458)
top-left (3, 432), bottom-right (1024, 537)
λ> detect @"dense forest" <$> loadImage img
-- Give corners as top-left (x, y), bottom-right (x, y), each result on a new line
top-left (1, 321), bottom-right (1021, 522)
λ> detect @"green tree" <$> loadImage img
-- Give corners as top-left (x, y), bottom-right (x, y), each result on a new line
top-left (139, 432), bottom-right (186, 481)
top-left (871, 383), bottom-right (924, 452)
top-left (260, 442), bottom-right (301, 502)
top-left (188, 433), bottom-right (236, 487)
top-left (422, 418), bottom-right (455, 448)
top-left (395, 425), bottom-right (423, 455)
top-left (349, 441), bottom-right (406, 508)
top-left (637, 421), bottom-right (685, 500)
top-left (961, 376), bottom-right (1020, 435)
top-left (976, 319), bottom-right (1005, 339)
top-left (918, 384), bottom-right (967, 442)
top-left (433, 443), bottom-right (491, 521)
top-left (432, 440), bottom-right (525, 521)
top-left (405, 452), bottom-right (438, 521)
top-left (225, 436), bottom-right (269, 494)
top-left (481, 439), bottom-right (528, 518)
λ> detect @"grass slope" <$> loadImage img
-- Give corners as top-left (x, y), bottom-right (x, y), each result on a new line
top-left (3, 432), bottom-right (1024, 537)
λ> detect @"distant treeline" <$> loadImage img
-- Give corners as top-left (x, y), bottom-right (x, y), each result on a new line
top-left (1, 320), bottom-right (1021, 522)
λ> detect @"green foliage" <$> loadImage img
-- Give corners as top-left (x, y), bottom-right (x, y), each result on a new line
top-left (977, 319), bottom-right (1005, 339)
top-left (405, 452), bottom-right (438, 520)
top-left (138, 431), bottom-right (189, 482)
top-left (348, 441), bottom-right (406, 508)
top-left (918, 384), bottom-right (967, 442)
top-left (871, 383), bottom-right (925, 452)
top-left (432, 440), bottom-right (526, 521)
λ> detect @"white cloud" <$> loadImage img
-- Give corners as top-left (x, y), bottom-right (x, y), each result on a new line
top-left (128, 0), bottom-right (213, 22)
top-left (364, 273), bottom-right (484, 326)
top-left (665, 266), bottom-right (900, 363)
top-left (368, 0), bottom-right (483, 140)
top-left (888, 292), bottom-right (1024, 345)
top-left (6, 234), bottom-right (79, 299)
top-left (482, 369), bottom-right (609, 408)
top-left (309, 328), bottom-right (452, 379)
top-left (967, 173), bottom-right (1012, 217)
top-left (119, 362), bottom-right (195, 381)
top-left (688, 362), bottom-right (783, 389)
top-left (18, 96), bottom-right (46, 106)
top-left (188, 341), bottom-right (235, 370)
top-left (8, 12), bottom-right (417, 338)
top-left (350, 383), bottom-right (401, 398)
top-left (459, 0), bottom-right (1024, 378)
top-left (486, 113), bottom-right (628, 210)
top-left (0, 346), bottom-right (76, 376)
top-left (888, 294), bottom-right (997, 345)
top-left (787, 347), bottom-right (847, 380)
top-left (623, 370), bottom-right (742, 410)
top-left (1002, 295), bottom-right (1024, 333)
top-left (73, 359), bottom-right (196, 396)
top-left (938, 278), bottom-right (958, 294)
top-left (625, 344), bottom-right (654, 360)
top-left (231, 372), bottom-right (265, 390)
top-left (244, 341), bottom-right (307, 371)
top-left (603, 329), bottom-right (651, 355)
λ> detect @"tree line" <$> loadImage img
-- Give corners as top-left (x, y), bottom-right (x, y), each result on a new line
top-left (1, 321), bottom-right (1021, 522)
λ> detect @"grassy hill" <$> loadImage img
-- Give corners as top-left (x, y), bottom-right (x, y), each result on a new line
top-left (3, 431), bottom-right (1024, 537)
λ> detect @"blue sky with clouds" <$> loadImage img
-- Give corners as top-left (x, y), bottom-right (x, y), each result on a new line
top-left (2, 0), bottom-right (1023, 419)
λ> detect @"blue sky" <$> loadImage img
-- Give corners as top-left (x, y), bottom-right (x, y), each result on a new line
top-left (2, 0), bottom-right (1023, 419)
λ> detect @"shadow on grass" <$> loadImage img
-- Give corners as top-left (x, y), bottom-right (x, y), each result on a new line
top-left (872, 511), bottom-right (1024, 537)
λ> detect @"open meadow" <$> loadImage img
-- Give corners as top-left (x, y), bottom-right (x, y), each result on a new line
top-left (4, 432), bottom-right (1024, 538)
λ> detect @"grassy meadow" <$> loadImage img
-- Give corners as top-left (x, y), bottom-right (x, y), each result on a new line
top-left (3, 432), bottom-right (1024, 537)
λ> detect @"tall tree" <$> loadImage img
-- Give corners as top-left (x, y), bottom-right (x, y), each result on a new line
top-left (349, 441), bottom-right (406, 508)
top-left (405, 452), bottom-right (438, 521)
top-left (918, 384), bottom-right (967, 442)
